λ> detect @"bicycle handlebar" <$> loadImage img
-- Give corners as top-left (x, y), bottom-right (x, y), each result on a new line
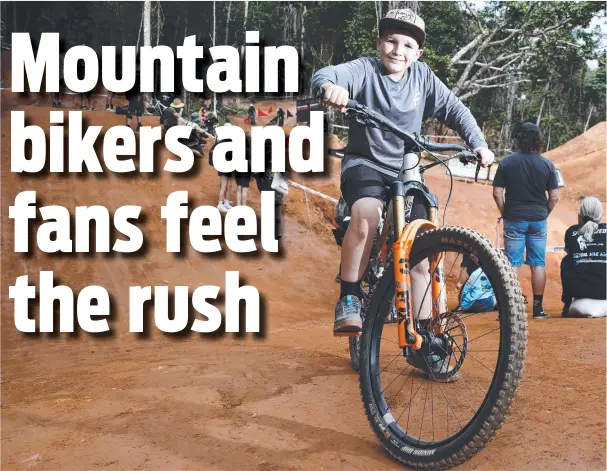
top-left (345, 98), bottom-right (476, 156)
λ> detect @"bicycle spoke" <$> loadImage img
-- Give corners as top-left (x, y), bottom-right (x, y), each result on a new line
top-left (418, 382), bottom-right (429, 441)
top-left (468, 328), bottom-right (500, 344)
top-left (423, 356), bottom-right (463, 430)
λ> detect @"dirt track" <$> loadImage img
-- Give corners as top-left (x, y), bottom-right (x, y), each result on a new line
top-left (1, 102), bottom-right (605, 470)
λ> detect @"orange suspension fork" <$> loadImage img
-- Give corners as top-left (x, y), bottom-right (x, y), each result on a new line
top-left (392, 188), bottom-right (445, 350)
top-left (393, 219), bottom-right (438, 349)
top-left (428, 208), bottom-right (448, 331)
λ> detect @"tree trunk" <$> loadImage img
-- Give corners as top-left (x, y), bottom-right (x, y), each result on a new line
top-left (503, 79), bottom-right (518, 150)
top-left (535, 79), bottom-right (550, 126)
top-left (156, 1), bottom-right (162, 46)
top-left (243, 0), bottom-right (249, 31)
top-left (240, 0), bottom-right (249, 81)
top-left (224, 1), bottom-right (232, 44)
top-left (584, 105), bottom-right (595, 132)
top-left (135, 6), bottom-right (144, 51)
top-left (143, 0), bottom-right (152, 47)
top-left (300, 4), bottom-right (306, 59)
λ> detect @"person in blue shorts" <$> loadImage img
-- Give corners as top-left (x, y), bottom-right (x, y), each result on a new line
top-left (492, 123), bottom-right (560, 319)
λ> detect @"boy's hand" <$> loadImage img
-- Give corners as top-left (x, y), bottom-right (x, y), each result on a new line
top-left (474, 147), bottom-right (495, 167)
top-left (320, 83), bottom-right (349, 113)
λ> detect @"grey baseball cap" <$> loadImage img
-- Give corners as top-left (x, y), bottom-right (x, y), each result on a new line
top-left (379, 8), bottom-right (426, 47)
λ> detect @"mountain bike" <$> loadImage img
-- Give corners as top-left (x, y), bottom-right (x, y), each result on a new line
top-left (335, 99), bottom-right (527, 469)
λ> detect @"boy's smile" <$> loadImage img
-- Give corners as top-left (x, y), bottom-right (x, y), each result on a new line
top-left (377, 31), bottom-right (423, 80)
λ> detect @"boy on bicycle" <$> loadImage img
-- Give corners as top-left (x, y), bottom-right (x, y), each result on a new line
top-left (311, 8), bottom-right (494, 336)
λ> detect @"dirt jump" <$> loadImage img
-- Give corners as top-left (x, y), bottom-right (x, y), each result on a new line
top-left (1, 94), bottom-right (605, 470)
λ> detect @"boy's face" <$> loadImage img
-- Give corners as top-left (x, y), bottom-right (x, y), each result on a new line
top-left (377, 30), bottom-right (423, 76)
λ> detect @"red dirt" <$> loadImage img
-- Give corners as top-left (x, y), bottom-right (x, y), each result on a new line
top-left (1, 98), bottom-right (605, 470)
top-left (545, 121), bottom-right (607, 207)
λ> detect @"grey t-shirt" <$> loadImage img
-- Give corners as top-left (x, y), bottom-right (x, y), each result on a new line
top-left (311, 57), bottom-right (487, 176)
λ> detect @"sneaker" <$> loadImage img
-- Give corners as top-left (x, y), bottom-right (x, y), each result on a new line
top-left (222, 200), bottom-right (233, 210)
top-left (333, 295), bottom-right (362, 335)
top-left (217, 202), bottom-right (229, 213)
top-left (406, 352), bottom-right (459, 383)
top-left (55, 102), bottom-right (68, 108)
top-left (562, 304), bottom-right (571, 318)
top-left (533, 309), bottom-right (549, 319)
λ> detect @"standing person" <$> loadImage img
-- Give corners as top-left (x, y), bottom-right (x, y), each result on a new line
top-left (125, 75), bottom-right (144, 133)
top-left (492, 123), bottom-right (560, 319)
top-left (253, 140), bottom-right (285, 240)
top-left (209, 123), bottom-right (234, 213)
top-left (311, 9), bottom-right (494, 345)
top-left (561, 196), bottom-right (606, 316)
top-left (248, 104), bottom-right (257, 125)
top-left (276, 107), bottom-right (286, 126)
top-left (235, 134), bottom-right (252, 206)
top-left (52, 51), bottom-right (67, 108)
top-left (105, 91), bottom-right (115, 111)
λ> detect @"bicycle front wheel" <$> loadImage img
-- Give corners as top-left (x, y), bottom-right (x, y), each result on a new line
top-left (359, 226), bottom-right (527, 469)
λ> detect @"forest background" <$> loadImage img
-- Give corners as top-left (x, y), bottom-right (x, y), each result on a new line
top-left (1, 1), bottom-right (605, 154)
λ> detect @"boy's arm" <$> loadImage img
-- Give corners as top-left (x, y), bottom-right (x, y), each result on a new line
top-left (311, 59), bottom-right (368, 99)
top-left (423, 66), bottom-right (488, 152)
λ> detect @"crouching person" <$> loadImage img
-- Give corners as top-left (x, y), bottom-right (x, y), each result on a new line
top-left (455, 255), bottom-right (497, 314)
top-left (561, 196), bottom-right (607, 318)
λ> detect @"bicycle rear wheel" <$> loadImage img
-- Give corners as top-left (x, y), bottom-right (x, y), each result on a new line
top-left (359, 226), bottom-right (526, 469)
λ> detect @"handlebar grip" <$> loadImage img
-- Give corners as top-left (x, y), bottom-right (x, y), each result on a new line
top-left (346, 99), bottom-right (359, 109)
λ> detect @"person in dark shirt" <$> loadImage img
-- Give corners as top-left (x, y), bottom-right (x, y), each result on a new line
top-left (492, 122), bottom-right (560, 319)
top-left (561, 197), bottom-right (606, 316)
top-left (160, 98), bottom-right (184, 131)
top-left (248, 104), bottom-right (257, 125)
top-left (276, 107), bottom-right (286, 126)
top-left (125, 71), bottom-right (144, 133)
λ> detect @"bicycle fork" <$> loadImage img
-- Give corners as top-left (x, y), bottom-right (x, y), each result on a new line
top-left (391, 181), bottom-right (447, 350)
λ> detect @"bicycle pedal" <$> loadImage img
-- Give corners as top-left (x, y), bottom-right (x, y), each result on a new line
top-left (334, 331), bottom-right (361, 338)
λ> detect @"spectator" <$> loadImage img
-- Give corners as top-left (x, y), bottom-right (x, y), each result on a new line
top-left (492, 122), bottom-right (560, 319)
top-left (178, 112), bottom-right (208, 158)
top-left (248, 104), bottom-right (257, 125)
top-left (276, 107), bottom-right (286, 127)
top-left (52, 51), bottom-right (67, 108)
top-left (105, 91), bottom-right (115, 111)
top-left (125, 74), bottom-right (144, 133)
top-left (209, 123), bottom-right (234, 213)
top-left (561, 196), bottom-right (606, 317)
top-left (454, 255), bottom-right (497, 314)
top-left (204, 112), bottom-right (220, 138)
top-left (160, 98), bottom-right (185, 131)
top-left (253, 140), bottom-right (285, 240)
top-left (235, 135), bottom-right (253, 206)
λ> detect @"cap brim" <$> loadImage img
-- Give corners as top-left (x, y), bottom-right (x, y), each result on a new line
top-left (379, 18), bottom-right (425, 46)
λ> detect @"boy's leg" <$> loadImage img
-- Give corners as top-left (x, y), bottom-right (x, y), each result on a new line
top-left (335, 165), bottom-right (387, 334)
top-left (340, 197), bottom-right (383, 282)
top-left (236, 186), bottom-right (242, 206)
top-left (242, 187), bottom-right (248, 205)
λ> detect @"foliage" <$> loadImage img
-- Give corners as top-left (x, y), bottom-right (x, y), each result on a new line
top-left (2, 0), bottom-right (605, 150)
